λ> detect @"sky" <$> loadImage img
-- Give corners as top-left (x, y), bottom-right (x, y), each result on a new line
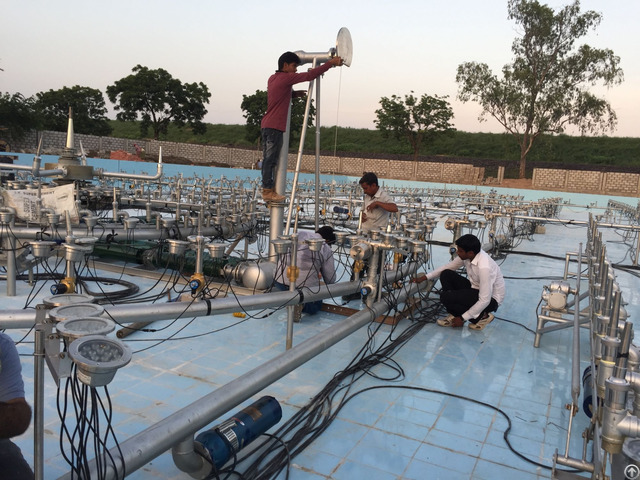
top-left (2, 0), bottom-right (639, 138)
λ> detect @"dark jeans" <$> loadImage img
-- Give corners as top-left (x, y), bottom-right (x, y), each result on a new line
top-left (273, 282), bottom-right (323, 315)
top-left (439, 269), bottom-right (498, 323)
top-left (261, 128), bottom-right (283, 189)
top-left (0, 439), bottom-right (34, 479)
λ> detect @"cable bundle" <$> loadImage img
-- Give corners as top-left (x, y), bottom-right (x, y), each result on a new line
top-left (217, 279), bottom-right (441, 479)
top-left (57, 363), bottom-right (125, 479)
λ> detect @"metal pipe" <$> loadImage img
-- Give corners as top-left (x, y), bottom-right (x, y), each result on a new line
top-left (0, 271), bottom-right (410, 329)
top-left (286, 232), bottom-right (299, 350)
top-left (98, 147), bottom-right (163, 181)
top-left (0, 139), bottom-right (64, 177)
top-left (285, 58), bottom-right (317, 235)
top-left (563, 243), bottom-right (583, 458)
top-left (57, 270), bottom-right (420, 480)
top-left (268, 105), bottom-right (291, 259)
top-left (553, 454), bottom-right (595, 473)
top-left (314, 73), bottom-right (321, 230)
top-left (0, 206), bottom-right (18, 296)
top-left (571, 243), bottom-right (583, 405)
top-left (0, 220), bottom-right (254, 242)
top-left (34, 308), bottom-right (47, 480)
top-left (4, 228), bottom-right (16, 297)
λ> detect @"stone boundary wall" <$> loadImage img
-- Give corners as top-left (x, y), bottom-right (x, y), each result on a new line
top-left (532, 168), bottom-right (640, 197)
top-left (10, 130), bottom-right (640, 197)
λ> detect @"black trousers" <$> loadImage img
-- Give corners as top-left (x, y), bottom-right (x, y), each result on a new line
top-left (0, 439), bottom-right (34, 480)
top-left (439, 269), bottom-right (498, 322)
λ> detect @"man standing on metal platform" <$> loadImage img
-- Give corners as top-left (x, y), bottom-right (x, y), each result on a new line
top-left (260, 51), bottom-right (343, 203)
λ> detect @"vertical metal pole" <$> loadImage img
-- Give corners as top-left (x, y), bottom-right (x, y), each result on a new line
top-left (564, 243), bottom-right (582, 458)
top-left (286, 233), bottom-right (299, 350)
top-left (34, 306), bottom-right (47, 480)
top-left (314, 74), bottom-right (321, 230)
top-left (285, 59), bottom-right (317, 236)
top-left (571, 243), bottom-right (582, 405)
top-left (268, 105), bottom-right (291, 259)
top-left (5, 234), bottom-right (16, 296)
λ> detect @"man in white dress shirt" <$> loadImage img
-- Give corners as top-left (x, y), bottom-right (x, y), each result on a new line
top-left (413, 234), bottom-right (505, 330)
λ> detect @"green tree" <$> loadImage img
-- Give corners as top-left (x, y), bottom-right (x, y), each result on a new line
top-left (35, 85), bottom-right (112, 136)
top-left (106, 65), bottom-right (211, 140)
top-left (240, 89), bottom-right (316, 146)
top-left (0, 92), bottom-right (38, 147)
top-left (374, 92), bottom-right (455, 160)
top-left (456, 0), bottom-right (623, 178)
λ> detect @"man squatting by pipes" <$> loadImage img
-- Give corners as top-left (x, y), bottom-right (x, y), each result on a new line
top-left (274, 226), bottom-right (337, 321)
top-left (260, 51), bottom-right (343, 203)
top-left (413, 234), bottom-right (506, 331)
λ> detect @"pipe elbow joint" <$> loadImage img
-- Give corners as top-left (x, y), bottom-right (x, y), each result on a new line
top-left (171, 437), bottom-right (211, 479)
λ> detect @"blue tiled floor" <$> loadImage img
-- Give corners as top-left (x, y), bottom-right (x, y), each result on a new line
top-left (3, 189), bottom-right (638, 479)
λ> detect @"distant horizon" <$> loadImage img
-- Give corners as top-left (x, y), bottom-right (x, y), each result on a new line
top-left (104, 119), bottom-right (640, 140)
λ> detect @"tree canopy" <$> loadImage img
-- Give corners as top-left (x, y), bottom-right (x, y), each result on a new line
top-left (35, 85), bottom-right (112, 136)
top-left (0, 92), bottom-right (38, 147)
top-left (374, 92), bottom-right (455, 160)
top-left (240, 89), bottom-right (316, 146)
top-left (106, 65), bottom-right (211, 140)
top-left (456, 0), bottom-right (623, 178)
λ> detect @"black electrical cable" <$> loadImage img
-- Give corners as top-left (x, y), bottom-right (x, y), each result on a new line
top-left (230, 276), bottom-right (576, 479)
top-left (234, 307), bottom-right (433, 479)
top-left (58, 363), bottom-right (126, 479)
top-left (333, 384), bottom-right (580, 473)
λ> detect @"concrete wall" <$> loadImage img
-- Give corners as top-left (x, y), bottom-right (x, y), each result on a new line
top-left (532, 168), bottom-right (640, 197)
top-left (11, 130), bottom-right (640, 197)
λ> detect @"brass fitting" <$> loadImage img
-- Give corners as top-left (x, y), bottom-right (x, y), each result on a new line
top-left (286, 265), bottom-right (300, 283)
top-left (353, 260), bottom-right (364, 274)
top-left (60, 277), bottom-right (76, 294)
top-left (189, 272), bottom-right (205, 294)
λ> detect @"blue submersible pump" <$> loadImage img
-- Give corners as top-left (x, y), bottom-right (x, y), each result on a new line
top-left (195, 396), bottom-right (282, 470)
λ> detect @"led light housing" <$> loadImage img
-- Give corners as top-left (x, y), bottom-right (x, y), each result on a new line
top-left (43, 293), bottom-right (96, 308)
top-left (205, 243), bottom-right (226, 258)
top-left (68, 335), bottom-right (132, 387)
top-left (167, 239), bottom-right (189, 255)
top-left (49, 303), bottom-right (105, 323)
top-left (56, 317), bottom-right (115, 344)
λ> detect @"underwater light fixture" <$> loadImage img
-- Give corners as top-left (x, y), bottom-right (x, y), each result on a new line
top-left (333, 231), bottom-right (348, 246)
top-left (271, 238), bottom-right (291, 255)
top-left (48, 303), bottom-right (105, 322)
top-left (29, 240), bottom-right (56, 258)
top-left (346, 234), bottom-right (360, 247)
top-left (124, 217), bottom-right (139, 230)
top-left (306, 237), bottom-right (325, 252)
top-left (56, 316), bottom-right (115, 344)
top-left (42, 293), bottom-right (96, 308)
top-left (408, 239), bottom-right (427, 255)
top-left (167, 239), bottom-right (189, 255)
top-left (64, 243), bottom-right (92, 262)
top-left (205, 242), bottom-right (227, 258)
top-left (68, 335), bottom-right (132, 387)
